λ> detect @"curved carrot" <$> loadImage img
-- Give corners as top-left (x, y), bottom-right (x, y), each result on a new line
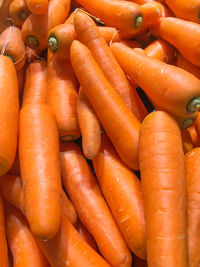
top-left (0, 196), bottom-right (9, 267)
top-left (25, 0), bottom-right (48, 15)
top-left (9, 0), bottom-right (31, 28)
top-left (181, 129), bottom-right (194, 154)
top-left (70, 40), bottom-right (140, 170)
top-left (5, 202), bottom-right (50, 267)
top-left (26, 46), bottom-right (42, 63)
top-left (185, 148), bottom-right (200, 266)
top-left (111, 42), bottom-right (200, 117)
top-left (17, 63), bottom-right (26, 96)
top-left (176, 52), bottom-right (200, 80)
top-left (93, 133), bottom-right (146, 259)
top-left (74, 11), bottom-right (148, 121)
top-left (77, 87), bottom-right (101, 159)
top-left (0, 26), bottom-right (26, 71)
top-left (47, 56), bottom-right (80, 140)
top-left (144, 39), bottom-right (176, 64)
top-left (62, 190), bottom-right (78, 226)
top-left (0, 55), bottom-right (19, 176)
top-left (22, 0), bottom-right (70, 51)
top-left (139, 111), bottom-right (188, 267)
top-left (60, 142), bottom-right (132, 267)
top-left (151, 17), bottom-right (200, 67)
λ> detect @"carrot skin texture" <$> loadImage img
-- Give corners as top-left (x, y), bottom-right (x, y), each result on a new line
top-left (47, 56), bottom-right (80, 140)
top-left (176, 53), bottom-right (200, 80)
top-left (139, 111), bottom-right (188, 267)
top-left (70, 40), bottom-right (140, 170)
top-left (9, 0), bottom-right (31, 28)
top-left (0, 55), bottom-right (19, 176)
top-left (61, 190), bottom-right (78, 226)
top-left (0, 196), bottom-right (9, 267)
top-left (93, 133), bottom-right (146, 259)
top-left (26, 0), bottom-right (49, 15)
top-left (111, 42), bottom-right (200, 118)
top-left (60, 142), bottom-right (132, 267)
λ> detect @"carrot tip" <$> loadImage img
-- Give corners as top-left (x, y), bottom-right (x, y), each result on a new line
top-left (26, 35), bottom-right (39, 49)
top-left (18, 10), bottom-right (29, 22)
top-left (181, 117), bottom-right (196, 129)
top-left (61, 135), bottom-right (77, 141)
top-left (134, 15), bottom-right (143, 29)
top-left (48, 36), bottom-right (58, 53)
top-left (187, 97), bottom-right (200, 113)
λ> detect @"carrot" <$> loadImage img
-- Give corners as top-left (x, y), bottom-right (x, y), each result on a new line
top-left (93, 133), bottom-right (146, 259)
top-left (74, 11), bottom-right (148, 121)
top-left (189, 124), bottom-right (200, 148)
top-left (0, 55), bottom-right (19, 176)
top-left (0, 26), bottom-right (26, 71)
top-left (61, 190), bottom-right (78, 226)
top-left (26, 46), bottom-right (42, 63)
top-left (47, 56), bottom-right (80, 140)
top-left (25, 0), bottom-right (48, 15)
top-left (64, 10), bottom-right (75, 24)
top-left (47, 49), bottom-right (53, 64)
top-left (75, 220), bottom-right (98, 251)
top-left (194, 112), bottom-right (200, 141)
top-left (17, 63), bottom-right (26, 96)
top-left (9, 0), bottom-right (31, 28)
top-left (0, 196), bottom-right (9, 267)
top-left (22, 0), bottom-right (70, 51)
top-left (176, 52), bottom-right (200, 80)
top-left (185, 148), bottom-right (200, 266)
top-left (120, 40), bottom-right (142, 49)
top-left (60, 142), bottom-right (132, 267)
top-left (144, 39), bottom-right (176, 64)
top-left (111, 42), bottom-right (200, 117)
top-left (77, 87), bottom-right (101, 159)
top-left (133, 256), bottom-right (147, 267)
top-left (181, 129), bottom-right (194, 154)
top-left (70, 40), bottom-right (140, 170)
top-left (151, 17), bottom-right (200, 67)
top-left (139, 111), bottom-right (188, 266)
top-left (5, 202), bottom-right (50, 267)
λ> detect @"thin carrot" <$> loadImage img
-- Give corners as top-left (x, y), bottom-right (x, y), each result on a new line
top-left (22, 0), bottom-right (70, 51)
top-left (60, 142), bottom-right (132, 267)
top-left (0, 26), bottom-right (26, 71)
top-left (5, 202), bottom-right (50, 267)
top-left (17, 63), bottom-right (26, 96)
top-left (77, 87), bottom-right (101, 159)
top-left (188, 124), bottom-right (200, 148)
top-left (70, 40), bottom-right (140, 170)
top-left (139, 111), bottom-right (188, 267)
top-left (93, 133), bottom-right (146, 259)
top-left (185, 148), bottom-right (200, 266)
top-left (0, 196), bottom-right (9, 267)
top-left (26, 46), bottom-right (42, 63)
top-left (61, 190), bottom-right (78, 226)
top-left (151, 17), bottom-right (200, 67)
top-left (47, 56), bottom-right (80, 140)
top-left (74, 11), bottom-right (148, 121)
top-left (9, 0), bottom-right (31, 28)
top-left (0, 55), bottom-right (19, 176)
top-left (181, 128), bottom-right (194, 154)
top-left (25, 0), bottom-right (48, 15)
top-left (111, 42), bottom-right (200, 117)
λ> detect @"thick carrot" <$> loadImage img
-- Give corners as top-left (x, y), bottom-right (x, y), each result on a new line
top-left (70, 40), bottom-right (140, 170)
top-left (5, 202), bottom-right (50, 267)
top-left (74, 11), bottom-right (147, 121)
top-left (60, 142), bottom-right (132, 267)
top-left (22, 0), bottom-right (70, 51)
top-left (17, 63), bottom-right (26, 96)
top-left (0, 55), bottom-right (19, 176)
top-left (151, 17), bottom-right (200, 67)
top-left (111, 42), bottom-right (200, 117)
top-left (75, 220), bottom-right (98, 251)
top-left (144, 39), bottom-right (176, 64)
top-left (139, 111), bottom-right (188, 267)
top-left (47, 56), bottom-right (80, 140)
top-left (181, 129), bottom-right (194, 154)
top-left (0, 196), bottom-right (9, 267)
top-left (26, 46), bottom-right (42, 63)
top-left (0, 26), bottom-right (26, 71)
top-left (25, 0), bottom-right (48, 14)
top-left (93, 133), bottom-right (146, 259)
top-left (61, 190), bottom-right (78, 226)
top-left (9, 0), bottom-right (31, 28)
top-left (176, 52), bottom-right (200, 80)
top-left (77, 87), bottom-right (101, 159)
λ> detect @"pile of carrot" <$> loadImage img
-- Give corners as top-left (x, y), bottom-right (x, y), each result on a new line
top-left (0, 0), bottom-right (200, 266)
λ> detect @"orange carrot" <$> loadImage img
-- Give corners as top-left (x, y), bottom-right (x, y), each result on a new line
top-left (22, 0), bottom-right (70, 51)
top-left (74, 11), bottom-right (148, 121)
top-left (25, 0), bottom-right (48, 15)
top-left (194, 112), bottom-right (200, 141)
top-left (47, 56), bottom-right (80, 140)
top-left (181, 128), bottom-right (194, 154)
top-left (111, 42), bottom-right (200, 117)
top-left (70, 40), bottom-right (140, 170)
top-left (0, 55), bottom-right (19, 176)
top-left (5, 202), bottom-right (50, 267)
top-left (151, 17), bottom-right (200, 67)
top-left (77, 87), bottom-right (101, 159)
top-left (25, 46), bottom-right (42, 63)
top-left (9, 0), bottom-right (31, 28)
top-left (61, 190), bottom-right (78, 226)
top-left (93, 133), bottom-right (146, 259)
top-left (0, 26), bottom-right (26, 71)
top-left (139, 111), bottom-right (188, 267)
top-left (17, 63), bottom-right (26, 96)
top-left (60, 142), bottom-right (132, 267)
top-left (64, 10), bottom-right (75, 24)
top-left (189, 124), bottom-right (200, 148)
top-left (0, 196), bottom-right (9, 267)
